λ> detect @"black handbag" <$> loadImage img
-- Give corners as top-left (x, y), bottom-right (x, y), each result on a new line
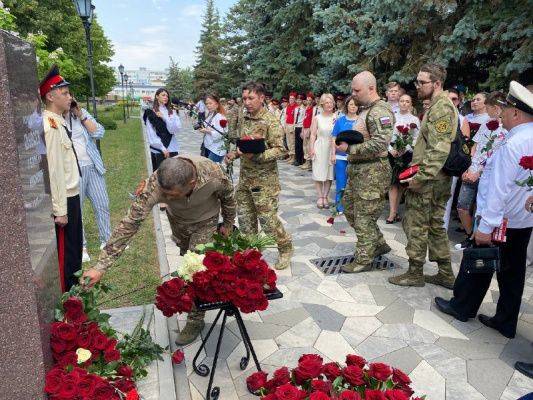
top-left (461, 245), bottom-right (501, 274)
top-left (442, 117), bottom-right (471, 176)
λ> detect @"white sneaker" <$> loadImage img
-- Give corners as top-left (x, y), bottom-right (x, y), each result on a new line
top-left (82, 247), bottom-right (91, 263)
top-left (100, 242), bottom-right (106, 250)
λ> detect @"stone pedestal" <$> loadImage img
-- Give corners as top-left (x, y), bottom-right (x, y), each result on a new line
top-left (0, 30), bottom-right (60, 399)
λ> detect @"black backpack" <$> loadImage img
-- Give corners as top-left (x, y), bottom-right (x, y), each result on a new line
top-left (442, 117), bottom-right (471, 176)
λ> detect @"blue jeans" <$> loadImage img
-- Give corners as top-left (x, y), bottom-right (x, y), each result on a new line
top-left (334, 159), bottom-right (348, 212)
top-left (206, 150), bottom-right (224, 163)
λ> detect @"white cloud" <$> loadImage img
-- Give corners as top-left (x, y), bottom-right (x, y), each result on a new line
top-left (179, 4), bottom-right (204, 19)
top-left (139, 26), bottom-right (169, 35)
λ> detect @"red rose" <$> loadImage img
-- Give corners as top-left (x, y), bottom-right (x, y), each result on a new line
top-left (346, 354), bottom-right (366, 369)
top-left (160, 278), bottom-right (186, 298)
top-left (56, 373), bottom-right (78, 399)
top-left (104, 348), bottom-right (121, 363)
top-left (311, 379), bottom-right (331, 393)
top-left (395, 384), bottom-right (414, 397)
top-left (220, 119), bottom-right (228, 128)
top-left (364, 390), bottom-right (387, 400)
top-left (275, 383), bottom-right (306, 400)
top-left (203, 251), bottom-right (232, 271)
top-left (391, 368), bottom-right (410, 385)
top-left (266, 269), bottom-right (277, 289)
top-left (309, 391), bottom-right (331, 400)
top-left (172, 349), bottom-right (185, 365)
top-left (112, 377), bottom-right (136, 393)
top-left (368, 363), bottom-right (392, 382)
top-left (262, 394), bottom-right (278, 400)
top-left (246, 371), bottom-right (268, 392)
top-left (50, 337), bottom-right (67, 355)
top-left (338, 390), bottom-right (362, 400)
top-left (118, 365), bottom-right (134, 378)
top-left (272, 367), bottom-right (291, 386)
top-left (58, 351), bottom-right (78, 367)
top-left (93, 380), bottom-right (119, 400)
top-left (409, 123), bottom-right (418, 130)
top-left (486, 119), bottom-right (499, 131)
top-left (44, 367), bottom-right (65, 394)
top-left (77, 373), bottom-right (100, 398)
top-left (126, 389), bottom-right (140, 400)
top-left (63, 296), bottom-right (87, 324)
top-left (326, 217), bottom-right (335, 225)
top-left (342, 365), bottom-right (365, 386)
top-left (76, 329), bottom-right (92, 349)
top-left (91, 332), bottom-right (110, 351)
top-left (51, 322), bottom-right (77, 342)
top-left (384, 389), bottom-right (409, 400)
top-left (322, 362), bottom-right (341, 381)
top-left (468, 122), bottom-right (481, 134)
top-left (294, 354), bottom-right (323, 382)
top-left (519, 155), bottom-right (533, 171)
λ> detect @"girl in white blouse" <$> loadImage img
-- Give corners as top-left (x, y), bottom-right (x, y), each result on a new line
top-left (198, 94), bottom-right (228, 163)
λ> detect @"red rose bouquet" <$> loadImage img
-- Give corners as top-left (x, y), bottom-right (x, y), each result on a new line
top-left (391, 124), bottom-right (416, 154)
top-left (44, 281), bottom-right (165, 399)
top-left (516, 155), bottom-right (533, 189)
top-left (246, 353), bottom-right (426, 400)
top-left (156, 232), bottom-right (278, 317)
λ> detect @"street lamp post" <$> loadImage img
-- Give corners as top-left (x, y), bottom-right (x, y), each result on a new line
top-left (124, 73), bottom-right (130, 119)
top-left (73, 0), bottom-right (99, 148)
top-left (118, 64), bottom-right (126, 124)
top-left (129, 81), bottom-right (134, 111)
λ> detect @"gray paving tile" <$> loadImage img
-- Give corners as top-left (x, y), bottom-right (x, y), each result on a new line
top-left (262, 346), bottom-right (328, 367)
top-left (201, 323), bottom-right (242, 359)
top-left (499, 335), bottom-right (533, 366)
top-left (368, 285), bottom-right (398, 307)
top-left (302, 303), bottom-right (346, 331)
top-left (355, 336), bottom-right (407, 360)
top-left (260, 307), bottom-right (310, 327)
top-left (436, 337), bottom-right (506, 360)
top-left (376, 299), bottom-right (414, 324)
top-left (226, 320), bottom-right (289, 341)
top-left (291, 261), bottom-right (313, 276)
top-left (371, 346), bottom-right (422, 374)
top-left (467, 358), bottom-right (515, 400)
top-left (373, 323), bottom-right (438, 344)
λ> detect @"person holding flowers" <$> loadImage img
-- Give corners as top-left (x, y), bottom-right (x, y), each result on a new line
top-left (386, 94), bottom-right (420, 223)
top-left (82, 156), bottom-right (236, 345)
top-left (435, 81), bottom-right (533, 340)
top-left (199, 94), bottom-right (228, 163)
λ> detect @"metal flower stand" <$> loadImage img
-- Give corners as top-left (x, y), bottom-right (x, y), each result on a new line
top-left (192, 289), bottom-right (283, 400)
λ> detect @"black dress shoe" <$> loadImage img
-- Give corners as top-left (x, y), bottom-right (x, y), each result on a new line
top-left (434, 297), bottom-right (468, 322)
top-left (478, 314), bottom-right (515, 338)
top-left (515, 362), bottom-right (533, 379)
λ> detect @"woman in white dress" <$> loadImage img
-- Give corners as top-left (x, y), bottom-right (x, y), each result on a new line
top-left (309, 93), bottom-right (335, 209)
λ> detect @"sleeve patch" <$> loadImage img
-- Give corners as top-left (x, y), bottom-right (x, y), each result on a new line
top-left (379, 116), bottom-right (392, 128)
top-left (435, 118), bottom-right (450, 134)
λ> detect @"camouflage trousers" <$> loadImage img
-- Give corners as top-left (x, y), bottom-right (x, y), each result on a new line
top-left (343, 159), bottom-right (391, 266)
top-left (403, 178), bottom-right (451, 269)
top-left (284, 124), bottom-right (295, 156)
top-left (235, 181), bottom-right (292, 252)
top-left (167, 214), bottom-right (219, 322)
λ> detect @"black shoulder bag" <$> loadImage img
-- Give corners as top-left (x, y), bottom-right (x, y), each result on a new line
top-left (442, 117), bottom-right (471, 176)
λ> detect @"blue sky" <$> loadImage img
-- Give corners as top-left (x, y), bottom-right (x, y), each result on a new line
top-left (93, 0), bottom-right (236, 71)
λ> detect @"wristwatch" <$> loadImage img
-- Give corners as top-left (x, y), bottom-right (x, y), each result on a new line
top-left (529, 202), bottom-right (533, 213)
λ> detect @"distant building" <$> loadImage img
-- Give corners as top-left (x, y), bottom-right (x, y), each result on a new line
top-left (109, 66), bottom-right (169, 101)
top-left (114, 67), bottom-right (169, 86)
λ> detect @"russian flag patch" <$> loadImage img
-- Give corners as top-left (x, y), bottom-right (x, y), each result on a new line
top-left (379, 116), bottom-right (392, 128)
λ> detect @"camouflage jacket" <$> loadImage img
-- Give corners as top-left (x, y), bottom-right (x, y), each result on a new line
top-left (94, 155), bottom-right (236, 272)
top-left (237, 107), bottom-right (287, 187)
top-left (348, 99), bottom-right (394, 163)
top-left (411, 91), bottom-right (458, 184)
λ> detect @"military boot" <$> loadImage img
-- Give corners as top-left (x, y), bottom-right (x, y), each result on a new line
top-left (424, 262), bottom-right (455, 289)
top-left (175, 320), bottom-right (205, 345)
top-left (341, 259), bottom-right (372, 273)
top-left (275, 246), bottom-right (293, 270)
top-left (299, 160), bottom-right (310, 170)
top-left (373, 242), bottom-right (391, 258)
top-left (388, 264), bottom-right (425, 287)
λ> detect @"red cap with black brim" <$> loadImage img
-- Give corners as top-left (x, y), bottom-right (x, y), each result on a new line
top-left (39, 64), bottom-right (70, 97)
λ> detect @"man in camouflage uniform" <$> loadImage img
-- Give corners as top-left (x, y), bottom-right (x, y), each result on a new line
top-left (226, 81), bottom-right (293, 269)
top-left (337, 71), bottom-right (394, 273)
top-left (83, 156), bottom-right (236, 344)
top-left (389, 63), bottom-right (457, 288)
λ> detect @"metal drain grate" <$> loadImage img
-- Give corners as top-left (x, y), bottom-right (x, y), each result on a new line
top-left (310, 254), bottom-right (398, 275)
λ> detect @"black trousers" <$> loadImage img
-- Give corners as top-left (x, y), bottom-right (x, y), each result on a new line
top-left (450, 227), bottom-right (532, 337)
top-left (151, 151), bottom-right (179, 171)
top-left (294, 127), bottom-right (304, 165)
top-left (54, 195), bottom-right (83, 292)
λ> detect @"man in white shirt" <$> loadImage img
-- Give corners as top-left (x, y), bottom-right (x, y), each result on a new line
top-left (435, 81), bottom-right (533, 339)
top-left (385, 82), bottom-right (401, 114)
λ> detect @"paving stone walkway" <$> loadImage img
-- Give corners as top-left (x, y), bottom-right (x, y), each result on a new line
top-left (161, 117), bottom-right (532, 400)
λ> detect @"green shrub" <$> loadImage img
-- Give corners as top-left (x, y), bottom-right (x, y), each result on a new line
top-left (99, 116), bottom-right (117, 130)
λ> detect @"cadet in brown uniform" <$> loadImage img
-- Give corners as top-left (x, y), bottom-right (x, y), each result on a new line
top-left (83, 155), bottom-right (236, 344)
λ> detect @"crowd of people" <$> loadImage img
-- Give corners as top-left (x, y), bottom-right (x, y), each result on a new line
top-left (40, 62), bottom-right (533, 377)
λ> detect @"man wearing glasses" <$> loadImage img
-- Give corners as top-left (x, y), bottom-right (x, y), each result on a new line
top-left (389, 63), bottom-right (458, 288)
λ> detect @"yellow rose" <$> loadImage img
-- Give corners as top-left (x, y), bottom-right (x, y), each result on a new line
top-left (76, 348), bottom-right (92, 364)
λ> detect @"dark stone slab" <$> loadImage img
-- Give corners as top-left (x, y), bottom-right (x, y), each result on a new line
top-left (302, 303), bottom-right (346, 332)
top-left (0, 30), bottom-right (60, 399)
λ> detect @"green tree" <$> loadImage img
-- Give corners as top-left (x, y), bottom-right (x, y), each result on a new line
top-left (193, 0), bottom-right (224, 97)
top-left (166, 57), bottom-right (194, 101)
top-left (5, 0), bottom-right (115, 98)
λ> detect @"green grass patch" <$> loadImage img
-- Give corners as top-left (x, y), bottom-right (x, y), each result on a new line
top-left (82, 116), bottom-right (160, 308)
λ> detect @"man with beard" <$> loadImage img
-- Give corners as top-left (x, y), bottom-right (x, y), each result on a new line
top-left (337, 71), bottom-right (394, 273)
top-left (389, 63), bottom-right (457, 288)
